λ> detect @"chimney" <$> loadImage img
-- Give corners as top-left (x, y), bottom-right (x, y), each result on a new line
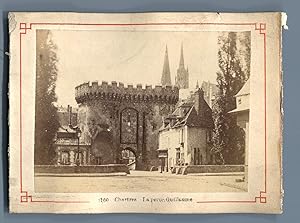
top-left (68, 105), bottom-right (72, 125)
top-left (194, 88), bottom-right (205, 117)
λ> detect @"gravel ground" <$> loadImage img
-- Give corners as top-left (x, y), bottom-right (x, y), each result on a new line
top-left (34, 170), bottom-right (247, 193)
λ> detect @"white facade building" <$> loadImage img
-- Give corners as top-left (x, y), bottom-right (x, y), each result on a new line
top-left (158, 89), bottom-right (214, 172)
top-left (229, 79), bottom-right (250, 181)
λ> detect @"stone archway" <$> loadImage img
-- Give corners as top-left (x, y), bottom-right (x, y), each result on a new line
top-left (120, 148), bottom-right (137, 170)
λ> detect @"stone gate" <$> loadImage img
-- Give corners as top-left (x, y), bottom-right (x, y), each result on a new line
top-left (75, 81), bottom-right (179, 170)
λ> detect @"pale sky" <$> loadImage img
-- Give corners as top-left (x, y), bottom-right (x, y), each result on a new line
top-left (51, 30), bottom-right (220, 107)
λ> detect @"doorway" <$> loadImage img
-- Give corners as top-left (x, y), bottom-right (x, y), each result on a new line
top-left (121, 148), bottom-right (136, 170)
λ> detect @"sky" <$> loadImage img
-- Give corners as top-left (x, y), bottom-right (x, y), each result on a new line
top-left (50, 30), bottom-right (220, 107)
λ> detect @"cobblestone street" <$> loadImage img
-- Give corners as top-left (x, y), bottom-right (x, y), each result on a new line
top-left (35, 170), bottom-right (247, 193)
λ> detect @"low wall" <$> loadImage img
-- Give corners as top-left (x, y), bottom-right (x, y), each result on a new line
top-left (180, 165), bottom-right (244, 175)
top-left (35, 164), bottom-right (130, 174)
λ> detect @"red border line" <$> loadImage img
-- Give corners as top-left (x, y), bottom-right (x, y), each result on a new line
top-left (19, 21), bottom-right (267, 204)
top-left (264, 31), bottom-right (267, 194)
top-left (30, 22), bottom-right (257, 27)
top-left (19, 32), bottom-right (23, 194)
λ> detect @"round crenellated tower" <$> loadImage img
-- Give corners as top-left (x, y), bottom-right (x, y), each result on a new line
top-left (75, 81), bottom-right (179, 170)
top-left (75, 81), bottom-right (179, 104)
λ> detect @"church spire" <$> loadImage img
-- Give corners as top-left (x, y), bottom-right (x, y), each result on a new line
top-left (179, 43), bottom-right (185, 68)
top-left (175, 43), bottom-right (189, 89)
top-left (161, 45), bottom-right (172, 86)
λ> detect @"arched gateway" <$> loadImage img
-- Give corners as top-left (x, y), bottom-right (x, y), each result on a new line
top-left (75, 81), bottom-right (179, 170)
top-left (120, 148), bottom-right (137, 170)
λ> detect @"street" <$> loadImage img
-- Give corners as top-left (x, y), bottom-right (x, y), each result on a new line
top-left (34, 170), bottom-right (247, 193)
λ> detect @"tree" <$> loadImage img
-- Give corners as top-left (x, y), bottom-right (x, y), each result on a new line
top-left (34, 30), bottom-right (60, 165)
top-left (211, 32), bottom-right (249, 164)
top-left (238, 32), bottom-right (251, 80)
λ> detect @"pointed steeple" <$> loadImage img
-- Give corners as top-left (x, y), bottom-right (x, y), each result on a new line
top-left (179, 43), bottom-right (185, 68)
top-left (175, 43), bottom-right (189, 89)
top-left (161, 45), bottom-right (172, 86)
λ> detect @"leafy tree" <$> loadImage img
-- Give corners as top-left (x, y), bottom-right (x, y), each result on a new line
top-left (34, 30), bottom-right (60, 165)
top-left (211, 32), bottom-right (249, 164)
top-left (238, 32), bottom-right (251, 80)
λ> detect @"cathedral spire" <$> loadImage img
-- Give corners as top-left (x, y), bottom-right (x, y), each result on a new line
top-left (179, 43), bottom-right (185, 68)
top-left (175, 43), bottom-right (189, 89)
top-left (161, 45), bottom-right (172, 86)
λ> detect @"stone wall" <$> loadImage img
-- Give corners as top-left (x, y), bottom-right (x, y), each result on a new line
top-left (187, 127), bottom-right (211, 165)
top-left (34, 164), bottom-right (130, 174)
top-left (75, 81), bottom-right (179, 104)
top-left (184, 165), bottom-right (244, 174)
top-left (75, 81), bottom-right (179, 170)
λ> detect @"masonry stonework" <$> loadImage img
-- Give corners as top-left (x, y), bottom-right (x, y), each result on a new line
top-left (75, 81), bottom-right (179, 170)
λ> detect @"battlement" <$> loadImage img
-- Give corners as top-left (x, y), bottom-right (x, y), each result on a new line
top-left (75, 81), bottom-right (179, 104)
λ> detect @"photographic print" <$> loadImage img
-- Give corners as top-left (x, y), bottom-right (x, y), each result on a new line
top-left (9, 12), bottom-right (283, 213)
top-left (34, 29), bottom-right (250, 194)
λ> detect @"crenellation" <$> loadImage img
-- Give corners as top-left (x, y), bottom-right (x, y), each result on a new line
top-left (127, 84), bottom-right (134, 90)
top-left (80, 82), bottom-right (90, 95)
top-left (101, 81), bottom-right (108, 87)
top-left (91, 81), bottom-right (98, 94)
top-left (165, 85), bottom-right (172, 90)
top-left (146, 85), bottom-right (152, 91)
top-left (111, 81), bottom-right (117, 88)
top-left (92, 81), bottom-right (98, 87)
top-left (154, 85), bottom-right (162, 92)
top-left (75, 81), bottom-right (179, 104)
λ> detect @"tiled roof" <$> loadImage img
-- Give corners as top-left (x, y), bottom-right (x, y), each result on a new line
top-left (161, 98), bottom-right (213, 130)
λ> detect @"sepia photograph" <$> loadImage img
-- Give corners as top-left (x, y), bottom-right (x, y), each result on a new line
top-left (33, 29), bottom-right (250, 193)
top-left (8, 12), bottom-right (283, 213)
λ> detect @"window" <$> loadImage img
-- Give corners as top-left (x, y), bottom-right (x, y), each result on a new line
top-left (176, 148), bottom-right (180, 165)
top-left (61, 151), bottom-right (70, 165)
top-left (74, 152), bottom-right (84, 165)
top-left (194, 148), bottom-right (203, 165)
top-left (121, 108), bottom-right (138, 143)
top-left (198, 148), bottom-right (201, 165)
